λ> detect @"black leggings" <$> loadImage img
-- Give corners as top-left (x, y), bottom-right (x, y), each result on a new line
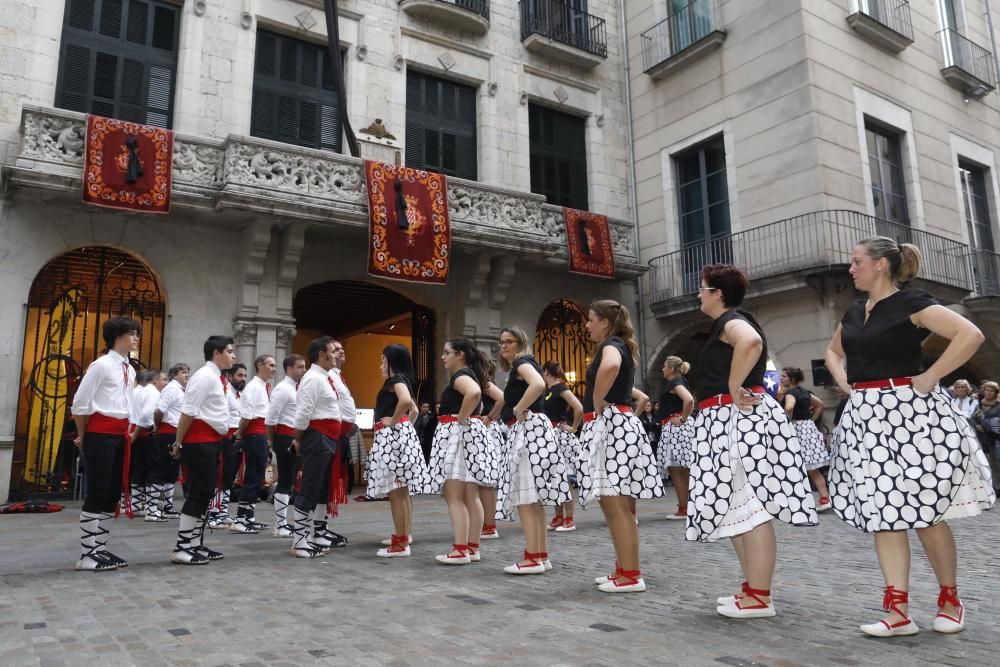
top-left (272, 434), bottom-right (297, 495)
top-left (179, 441), bottom-right (220, 518)
top-left (238, 434), bottom-right (268, 503)
top-left (293, 429), bottom-right (335, 513)
top-left (129, 433), bottom-right (155, 486)
top-left (220, 436), bottom-right (240, 491)
top-left (152, 432), bottom-right (181, 484)
top-left (82, 433), bottom-right (125, 514)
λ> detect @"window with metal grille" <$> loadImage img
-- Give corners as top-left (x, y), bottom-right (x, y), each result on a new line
top-left (865, 121), bottom-right (909, 225)
top-left (55, 0), bottom-right (180, 128)
top-left (959, 160), bottom-right (995, 251)
top-left (251, 30), bottom-right (342, 152)
top-left (405, 71), bottom-right (478, 180)
top-left (674, 135), bottom-right (730, 289)
top-left (528, 103), bottom-right (588, 210)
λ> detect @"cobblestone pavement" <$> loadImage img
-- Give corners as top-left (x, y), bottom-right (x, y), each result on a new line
top-left (0, 489), bottom-right (997, 667)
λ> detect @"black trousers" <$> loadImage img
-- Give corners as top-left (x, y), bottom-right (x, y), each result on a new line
top-left (82, 433), bottom-right (125, 514)
top-left (220, 435), bottom-right (241, 491)
top-left (129, 432), bottom-right (155, 486)
top-left (238, 434), bottom-right (268, 504)
top-left (180, 441), bottom-right (220, 518)
top-left (272, 434), bottom-right (297, 495)
top-left (293, 429), bottom-right (335, 513)
top-left (152, 432), bottom-right (181, 485)
top-left (339, 433), bottom-right (353, 494)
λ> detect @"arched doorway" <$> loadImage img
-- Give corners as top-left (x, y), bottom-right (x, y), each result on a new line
top-left (533, 299), bottom-right (593, 397)
top-left (14, 246), bottom-right (166, 496)
top-left (292, 280), bottom-right (436, 408)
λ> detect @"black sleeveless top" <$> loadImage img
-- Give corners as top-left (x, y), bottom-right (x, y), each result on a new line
top-left (583, 337), bottom-right (634, 412)
top-left (543, 383), bottom-right (571, 422)
top-left (482, 394), bottom-right (496, 417)
top-left (501, 356), bottom-right (544, 422)
top-left (374, 375), bottom-right (412, 421)
top-left (786, 386), bottom-right (813, 421)
top-left (697, 309), bottom-right (767, 399)
top-left (439, 368), bottom-right (481, 415)
top-left (654, 377), bottom-right (689, 420)
top-left (840, 289), bottom-right (936, 384)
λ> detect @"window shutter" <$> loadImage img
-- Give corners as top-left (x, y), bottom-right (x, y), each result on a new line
top-left (67, 0), bottom-right (95, 31)
top-left (151, 5), bottom-right (174, 51)
top-left (125, 0), bottom-right (147, 45)
top-left (255, 32), bottom-right (276, 77)
top-left (57, 43), bottom-right (93, 112)
top-left (99, 0), bottom-right (123, 38)
top-left (528, 103), bottom-right (587, 209)
top-left (93, 51), bottom-right (119, 101)
top-left (405, 70), bottom-right (477, 179)
top-left (251, 88), bottom-right (276, 136)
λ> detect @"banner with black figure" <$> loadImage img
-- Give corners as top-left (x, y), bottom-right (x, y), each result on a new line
top-left (564, 207), bottom-right (615, 279)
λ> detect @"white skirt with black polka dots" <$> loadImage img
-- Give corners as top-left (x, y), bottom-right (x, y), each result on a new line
top-left (686, 395), bottom-right (818, 543)
top-left (365, 421), bottom-right (432, 498)
top-left (427, 419), bottom-right (497, 492)
top-left (499, 412), bottom-right (571, 519)
top-left (657, 420), bottom-right (696, 469)
top-left (830, 385), bottom-right (995, 532)
top-left (578, 406), bottom-right (664, 507)
top-left (793, 419), bottom-right (830, 471)
top-left (552, 425), bottom-right (583, 478)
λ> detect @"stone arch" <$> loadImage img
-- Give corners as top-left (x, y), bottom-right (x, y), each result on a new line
top-left (533, 299), bottom-right (593, 396)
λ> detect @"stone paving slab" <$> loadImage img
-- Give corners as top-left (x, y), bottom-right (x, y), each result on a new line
top-left (0, 491), bottom-right (997, 666)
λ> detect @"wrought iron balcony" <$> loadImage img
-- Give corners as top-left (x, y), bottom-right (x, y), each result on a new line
top-left (968, 248), bottom-right (1000, 297)
top-left (2, 105), bottom-right (643, 274)
top-left (939, 28), bottom-right (996, 97)
top-left (647, 210), bottom-right (971, 315)
top-left (846, 0), bottom-right (914, 52)
top-left (642, 0), bottom-right (725, 79)
top-left (519, 0), bottom-right (607, 67)
top-left (399, 0), bottom-right (490, 35)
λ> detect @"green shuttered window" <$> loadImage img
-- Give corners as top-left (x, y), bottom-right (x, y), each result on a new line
top-left (405, 71), bottom-right (478, 180)
top-left (528, 103), bottom-right (588, 210)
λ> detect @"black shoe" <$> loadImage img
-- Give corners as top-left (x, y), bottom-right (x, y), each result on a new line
top-left (194, 546), bottom-right (224, 561)
top-left (99, 550), bottom-right (128, 568)
top-left (326, 531), bottom-right (348, 548)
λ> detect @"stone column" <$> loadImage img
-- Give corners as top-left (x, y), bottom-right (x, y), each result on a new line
top-left (232, 320), bottom-right (257, 369)
top-left (274, 324), bottom-right (297, 380)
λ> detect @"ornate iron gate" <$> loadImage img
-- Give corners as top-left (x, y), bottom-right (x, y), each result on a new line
top-left (411, 305), bottom-right (436, 404)
top-left (14, 246), bottom-right (165, 496)
top-left (533, 299), bottom-right (593, 398)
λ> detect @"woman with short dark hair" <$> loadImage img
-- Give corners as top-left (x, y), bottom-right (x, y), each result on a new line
top-left (780, 367), bottom-right (831, 512)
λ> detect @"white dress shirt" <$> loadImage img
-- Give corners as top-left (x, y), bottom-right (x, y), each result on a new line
top-left (293, 364), bottom-right (341, 431)
top-left (329, 367), bottom-right (356, 424)
top-left (228, 389), bottom-right (242, 430)
top-left (952, 396), bottom-right (979, 419)
top-left (266, 376), bottom-right (298, 429)
top-left (71, 349), bottom-right (134, 419)
top-left (240, 375), bottom-right (271, 420)
top-left (181, 361), bottom-right (230, 435)
top-left (130, 383), bottom-right (160, 428)
top-left (155, 379), bottom-right (185, 427)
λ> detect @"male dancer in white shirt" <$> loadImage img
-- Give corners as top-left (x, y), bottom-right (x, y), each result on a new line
top-left (128, 369), bottom-right (163, 516)
top-left (266, 353), bottom-right (306, 537)
top-left (151, 363), bottom-right (189, 521)
top-left (231, 354), bottom-right (275, 533)
top-left (320, 340), bottom-right (355, 549)
top-left (170, 335), bottom-right (235, 565)
top-left (71, 317), bottom-right (139, 571)
top-left (289, 336), bottom-right (342, 558)
top-left (208, 363), bottom-right (246, 529)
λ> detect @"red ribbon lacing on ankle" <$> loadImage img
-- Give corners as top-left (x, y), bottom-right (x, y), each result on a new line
top-left (937, 585), bottom-right (960, 609)
top-left (388, 534), bottom-right (408, 552)
top-left (882, 585), bottom-right (909, 617)
top-left (117, 437), bottom-right (134, 519)
top-left (612, 569), bottom-right (641, 586)
top-left (467, 542), bottom-right (480, 554)
top-left (448, 544), bottom-right (468, 557)
top-left (736, 586), bottom-right (771, 610)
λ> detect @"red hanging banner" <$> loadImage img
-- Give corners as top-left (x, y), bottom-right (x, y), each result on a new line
top-left (564, 207), bottom-right (615, 279)
top-left (83, 115), bottom-right (173, 214)
top-left (365, 160), bottom-right (450, 285)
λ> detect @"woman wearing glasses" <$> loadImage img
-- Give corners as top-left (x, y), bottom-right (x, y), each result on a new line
top-left (497, 326), bottom-right (570, 575)
top-left (825, 237), bottom-right (994, 637)
top-left (689, 265), bottom-right (817, 618)
top-left (579, 300), bottom-right (663, 593)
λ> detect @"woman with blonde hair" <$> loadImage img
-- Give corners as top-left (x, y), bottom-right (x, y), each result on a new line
top-left (825, 236), bottom-right (994, 636)
top-left (950, 379), bottom-right (979, 419)
top-left (780, 367), bottom-right (831, 512)
top-left (580, 300), bottom-right (663, 592)
top-left (655, 355), bottom-right (695, 520)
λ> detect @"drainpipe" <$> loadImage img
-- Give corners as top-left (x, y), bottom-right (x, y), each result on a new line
top-left (619, 0), bottom-right (647, 384)
top-left (985, 0), bottom-right (1000, 87)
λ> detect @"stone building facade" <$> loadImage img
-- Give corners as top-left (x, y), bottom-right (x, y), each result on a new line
top-left (0, 0), bottom-right (641, 499)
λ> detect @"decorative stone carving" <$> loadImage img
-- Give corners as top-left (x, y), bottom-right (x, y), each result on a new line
top-left (553, 86), bottom-right (569, 103)
top-left (356, 44), bottom-right (368, 61)
top-left (438, 51), bottom-right (456, 70)
top-left (394, 54), bottom-right (405, 71)
top-left (487, 82), bottom-right (498, 97)
top-left (223, 144), bottom-right (366, 203)
top-left (610, 221), bottom-right (637, 258)
top-left (193, 0), bottom-right (206, 16)
top-left (276, 326), bottom-right (296, 349)
top-left (359, 118), bottom-right (396, 141)
top-left (295, 9), bottom-right (317, 30)
top-left (172, 142), bottom-right (224, 186)
top-left (21, 112), bottom-right (85, 164)
top-left (595, 114), bottom-right (605, 128)
top-left (233, 321), bottom-right (258, 346)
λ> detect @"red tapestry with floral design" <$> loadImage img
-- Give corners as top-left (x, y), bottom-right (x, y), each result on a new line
top-left (365, 160), bottom-right (450, 285)
top-left (564, 208), bottom-right (615, 279)
top-left (82, 115), bottom-right (172, 214)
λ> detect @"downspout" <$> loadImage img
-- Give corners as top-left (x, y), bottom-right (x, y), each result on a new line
top-left (984, 0), bottom-right (1000, 87)
top-left (619, 0), bottom-right (647, 384)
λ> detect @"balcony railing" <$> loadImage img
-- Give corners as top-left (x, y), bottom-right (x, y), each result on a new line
top-left (399, 0), bottom-right (490, 33)
top-left (968, 248), bottom-right (1000, 297)
top-left (647, 210), bottom-right (971, 307)
top-left (854, 0), bottom-right (913, 40)
top-left (451, 0), bottom-right (489, 19)
top-left (642, 0), bottom-right (724, 73)
top-left (519, 0), bottom-right (608, 59)
top-left (939, 28), bottom-right (996, 96)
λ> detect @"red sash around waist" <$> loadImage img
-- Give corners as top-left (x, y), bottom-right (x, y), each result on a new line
top-left (158, 422), bottom-right (177, 435)
top-left (851, 376), bottom-right (913, 390)
top-left (659, 413), bottom-right (681, 426)
top-left (438, 415), bottom-right (482, 425)
top-left (373, 415), bottom-right (409, 433)
top-left (698, 386), bottom-right (766, 411)
top-left (183, 419), bottom-right (225, 444)
top-left (275, 424), bottom-right (296, 437)
top-left (244, 417), bottom-right (267, 436)
top-left (308, 419), bottom-right (342, 439)
top-left (86, 413), bottom-right (129, 436)
top-left (583, 404), bottom-right (632, 423)
top-left (130, 425), bottom-right (152, 438)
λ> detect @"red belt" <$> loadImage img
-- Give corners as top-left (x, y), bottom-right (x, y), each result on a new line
top-left (226, 427), bottom-right (238, 437)
top-left (583, 404), bottom-right (632, 423)
top-left (698, 386), bottom-right (766, 410)
top-left (308, 419), bottom-right (342, 439)
top-left (374, 415), bottom-right (409, 433)
top-left (851, 376), bottom-right (912, 390)
top-left (184, 419), bottom-right (226, 444)
top-left (244, 417), bottom-right (267, 436)
top-left (158, 423), bottom-right (177, 434)
top-left (439, 415), bottom-right (481, 424)
top-left (131, 426), bottom-right (152, 438)
top-left (659, 413), bottom-right (681, 426)
top-left (86, 413), bottom-right (130, 436)
top-left (275, 424), bottom-right (296, 437)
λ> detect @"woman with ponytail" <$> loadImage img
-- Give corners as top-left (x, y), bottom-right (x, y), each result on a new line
top-left (428, 339), bottom-right (496, 565)
top-left (655, 356), bottom-right (695, 520)
top-left (477, 361), bottom-right (506, 540)
top-left (369, 344), bottom-right (430, 558)
top-left (825, 237), bottom-right (994, 637)
top-left (779, 367), bottom-right (831, 512)
top-left (580, 300), bottom-right (663, 593)
top-left (542, 360), bottom-right (584, 532)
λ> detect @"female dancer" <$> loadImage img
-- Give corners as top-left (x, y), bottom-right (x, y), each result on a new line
top-left (656, 356), bottom-right (695, 520)
top-left (542, 361), bottom-right (584, 532)
top-left (825, 236), bottom-right (994, 636)
top-left (428, 338), bottom-right (493, 565)
top-left (780, 367), bottom-right (831, 512)
top-left (498, 326), bottom-right (570, 574)
top-left (369, 344), bottom-right (431, 558)
top-left (579, 300), bottom-right (663, 592)
top-left (477, 367), bottom-right (505, 539)
top-left (688, 264), bottom-right (817, 618)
